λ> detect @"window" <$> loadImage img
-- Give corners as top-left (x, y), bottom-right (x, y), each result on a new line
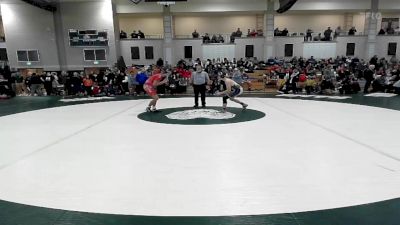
top-left (131, 47), bottom-right (140, 60)
top-left (284, 44), bottom-right (293, 57)
top-left (17, 50), bottom-right (40, 62)
top-left (84, 49), bottom-right (107, 61)
top-left (388, 42), bottom-right (397, 56)
top-left (0, 48), bottom-right (7, 61)
top-left (184, 46), bottom-right (192, 59)
top-left (346, 43), bottom-right (355, 56)
top-left (245, 45), bottom-right (254, 58)
top-left (145, 46), bottom-right (154, 59)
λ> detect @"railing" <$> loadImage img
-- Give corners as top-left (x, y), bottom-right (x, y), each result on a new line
top-left (120, 34), bottom-right (163, 40)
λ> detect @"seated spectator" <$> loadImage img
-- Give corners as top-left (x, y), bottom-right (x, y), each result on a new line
top-left (235, 28), bottom-right (242, 37)
top-left (257, 29), bottom-right (263, 36)
top-left (217, 34), bottom-right (225, 43)
top-left (274, 28), bottom-right (281, 36)
top-left (348, 27), bottom-right (357, 35)
top-left (378, 28), bottom-right (386, 35)
top-left (83, 74), bottom-right (94, 96)
top-left (203, 33), bottom-right (211, 43)
top-left (395, 26), bottom-right (400, 34)
top-left (334, 26), bottom-right (342, 39)
top-left (247, 29), bottom-right (252, 37)
top-left (249, 29), bottom-right (257, 37)
top-left (281, 28), bottom-right (289, 36)
top-left (131, 30), bottom-right (138, 39)
top-left (313, 33), bottom-right (322, 41)
top-left (387, 26), bottom-right (395, 35)
top-left (138, 30), bottom-right (145, 39)
top-left (120, 30), bottom-right (127, 39)
top-left (323, 27), bottom-right (333, 41)
top-left (192, 29), bottom-right (199, 38)
top-left (30, 73), bottom-right (44, 96)
top-left (211, 34), bottom-right (218, 43)
top-left (230, 32), bottom-right (236, 43)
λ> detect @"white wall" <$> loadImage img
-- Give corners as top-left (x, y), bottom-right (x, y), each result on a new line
top-left (174, 14), bottom-right (258, 37)
top-left (336, 36), bottom-right (367, 59)
top-left (235, 37), bottom-right (264, 60)
top-left (376, 36), bottom-right (400, 60)
top-left (173, 38), bottom-right (203, 63)
top-left (116, 0), bottom-right (400, 14)
top-left (57, 0), bottom-right (118, 70)
top-left (118, 14), bottom-right (163, 36)
top-left (120, 39), bottom-right (163, 66)
top-left (274, 36), bottom-right (304, 58)
top-left (1, 0), bottom-right (60, 70)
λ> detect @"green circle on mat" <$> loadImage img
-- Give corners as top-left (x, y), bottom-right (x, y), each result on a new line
top-left (138, 107), bottom-right (266, 125)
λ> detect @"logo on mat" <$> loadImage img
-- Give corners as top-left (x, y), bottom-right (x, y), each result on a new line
top-left (130, 0), bottom-right (142, 4)
top-left (138, 107), bottom-right (266, 125)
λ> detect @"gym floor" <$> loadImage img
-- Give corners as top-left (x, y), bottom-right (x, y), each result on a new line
top-left (0, 94), bottom-right (399, 225)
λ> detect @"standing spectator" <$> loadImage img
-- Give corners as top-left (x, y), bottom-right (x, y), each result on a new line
top-left (324, 27), bottom-right (333, 41)
top-left (120, 30), bottom-right (127, 39)
top-left (192, 29), bottom-right (199, 38)
top-left (348, 27), bottom-right (357, 35)
top-left (364, 65), bottom-right (375, 93)
top-left (191, 64), bottom-right (210, 108)
top-left (14, 72), bottom-right (24, 95)
top-left (44, 72), bottom-right (54, 95)
top-left (138, 30), bottom-right (145, 39)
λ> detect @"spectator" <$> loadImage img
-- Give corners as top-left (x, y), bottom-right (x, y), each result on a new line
top-left (235, 28), bottom-right (242, 37)
top-left (30, 73), bottom-right (44, 96)
top-left (314, 33), bottom-right (322, 41)
top-left (257, 29), bottom-right (263, 36)
top-left (364, 64), bottom-right (375, 93)
top-left (378, 28), bottom-right (386, 35)
top-left (334, 26), bottom-right (342, 39)
top-left (348, 26), bottom-right (357, 36)
top-left (230, 32), bottom-right (236, 43)
top-left (83, 74), bottom-right (93, 96)
top-left (138, 30), bottom-right (145, 39)
top-left (281, 28), bottom-right (289, 36)
top-left (131, 30), bottom-right (138, 39)
top-left (323, 27), bottom-right (333, 41)
top-left (203, 33), bottom-right (211, 43)
top-left (217, 34), bottom-right (225, 43)
top-left (44, 72), bottom-right (54, 96)
top-left (192, 29), bottom-right (199, 38)
top-left (120, 30), bottom-right (127, 39)
top-left (305, 28), bottom-right (313, 41)
top-left (211, 34), bottom-right (218, 43)
top-left (274, 28), bottom-right (281, 36)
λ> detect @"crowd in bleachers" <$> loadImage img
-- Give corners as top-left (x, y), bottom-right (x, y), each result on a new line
top-left (1, 55), bottom-right (400, 99)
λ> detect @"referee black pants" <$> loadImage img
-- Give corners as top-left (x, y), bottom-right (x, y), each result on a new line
top-left (193, 84), bottom-right (206, 107)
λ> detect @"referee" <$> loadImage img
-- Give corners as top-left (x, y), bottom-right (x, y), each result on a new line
top-left (191, 64), bottom-right (210, 108)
